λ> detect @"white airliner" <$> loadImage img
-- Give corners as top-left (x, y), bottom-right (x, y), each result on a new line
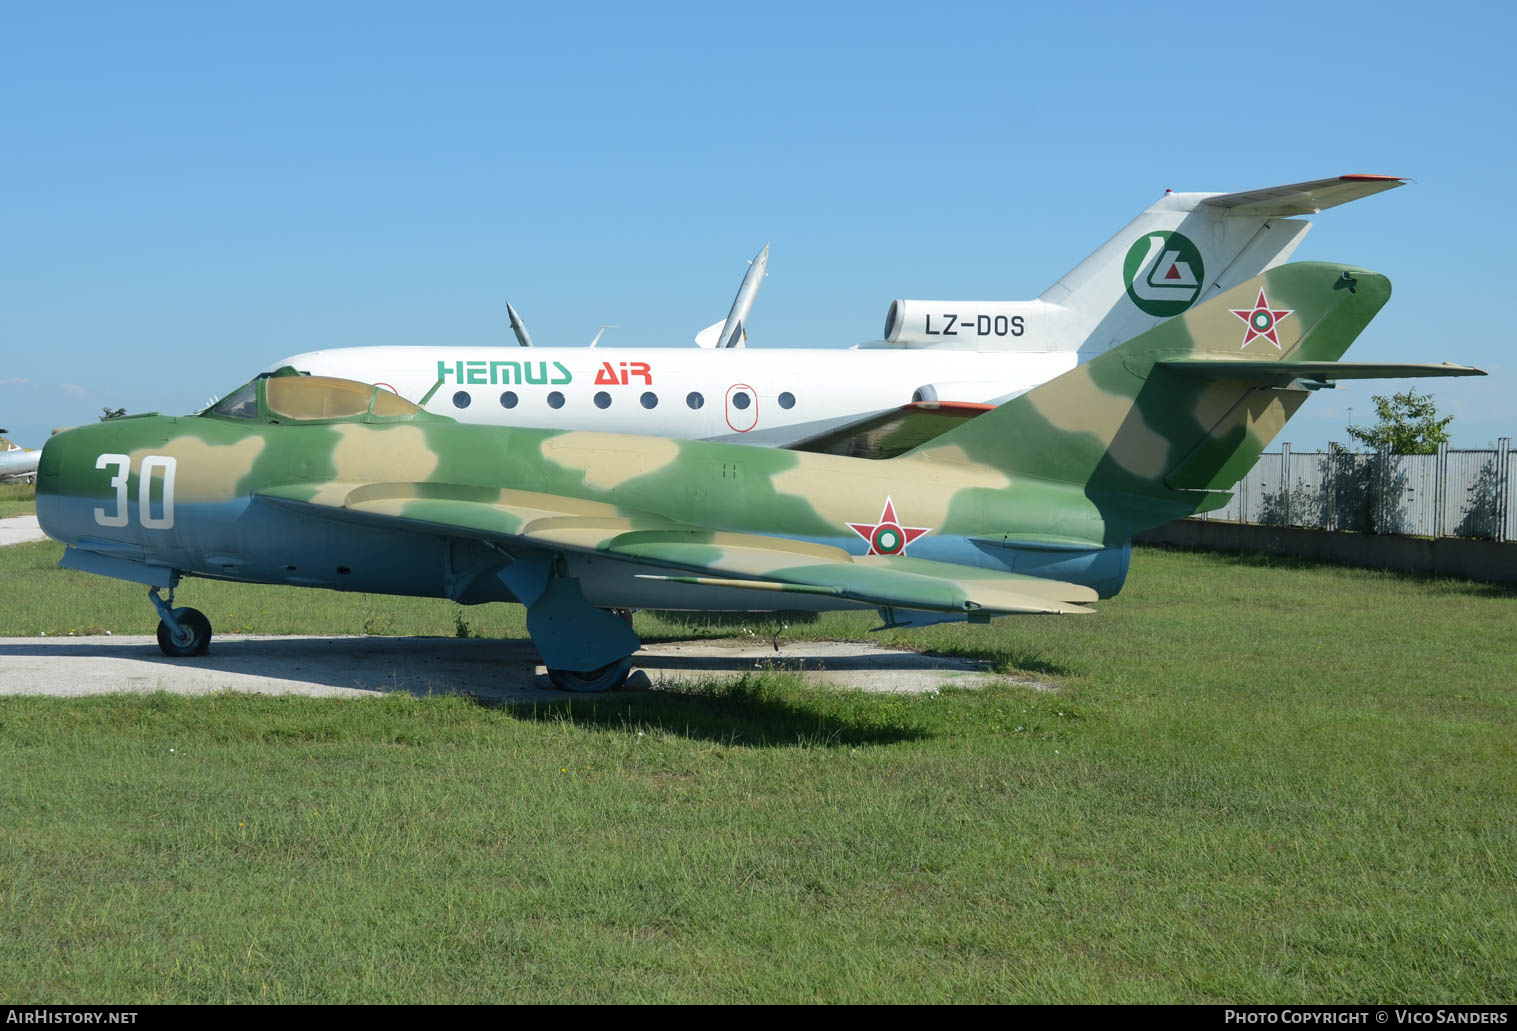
top-left (269, 175), bottom-right (1403, 456)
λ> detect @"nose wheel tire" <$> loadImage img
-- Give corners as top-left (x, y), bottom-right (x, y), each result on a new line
top-left (156, 607), bottom-right (212, 657)
top-left (547, 656), bottom-right (633, 693)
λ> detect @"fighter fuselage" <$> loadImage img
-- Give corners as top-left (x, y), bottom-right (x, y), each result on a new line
top-left (35, 407), bottom-right (1130, 611)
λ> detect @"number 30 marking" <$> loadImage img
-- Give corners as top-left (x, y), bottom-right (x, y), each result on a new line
top-left (94, 454), bottom-right (176, 530)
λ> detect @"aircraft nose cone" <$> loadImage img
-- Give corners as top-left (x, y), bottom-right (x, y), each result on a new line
top-left (34, 436), bottom-right (66, 541)
top-left (34, 425), bottom-right (97, 543)
top-left (36, 434), bottom-right (62, 493)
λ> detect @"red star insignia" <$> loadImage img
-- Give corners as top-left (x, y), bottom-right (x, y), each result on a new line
top-left (1230, 289), bottom-right (1294, 351)
top-left (847, 496), bottom-right (931, 556)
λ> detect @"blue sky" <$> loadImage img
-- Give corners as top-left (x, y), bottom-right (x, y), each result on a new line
top-left (3, 1), bottom-right (1513, 450)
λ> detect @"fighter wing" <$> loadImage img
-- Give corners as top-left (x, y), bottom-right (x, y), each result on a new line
top-left (576, 529), bottom-right (1096, 614)
top-left (254, 482), bottom-right (1095, 616)
top-left (787, 401), bottom-right (993, 460)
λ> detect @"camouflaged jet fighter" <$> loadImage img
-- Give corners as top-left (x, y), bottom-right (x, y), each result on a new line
top-left (35, 263), bottom-right (1482, 691)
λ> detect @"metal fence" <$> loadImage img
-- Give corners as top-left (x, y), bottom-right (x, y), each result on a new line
top-left (1191, 438), bottom-right (1516, 542)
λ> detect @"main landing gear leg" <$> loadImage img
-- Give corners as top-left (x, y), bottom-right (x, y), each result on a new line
top-left (528, 579), bottom-right (640, 692)
top-left (497, 554), bottom-right (639, 692)
top-left (149, 586), bottom-right (212, 657)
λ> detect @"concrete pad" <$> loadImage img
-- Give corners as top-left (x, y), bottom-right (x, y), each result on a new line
top-left (0, 634), bottom-right (1043, 702)
top-left (0, 515), bottom-right (45, 547)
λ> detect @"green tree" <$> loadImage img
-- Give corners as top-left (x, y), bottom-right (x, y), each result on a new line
top-left (1345, 389), bottom-right (1453, 454)
top-left (99, 407), bottom-right (126, 421)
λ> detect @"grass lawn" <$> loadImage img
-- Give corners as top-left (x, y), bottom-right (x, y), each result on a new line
top-left (0, 542), bottom-right (1512, 1002)
top-left (0, 482), bottom-right (35, 519)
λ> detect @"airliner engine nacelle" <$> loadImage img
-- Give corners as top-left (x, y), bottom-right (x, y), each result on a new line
top-left (882, 300), bottom-right (1047, 350)
top-left (910, 381), bottom-right (1028, 406)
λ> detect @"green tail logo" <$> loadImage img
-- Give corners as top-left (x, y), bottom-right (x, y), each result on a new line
top-left (1124, 231), bottom-right (1205, 316)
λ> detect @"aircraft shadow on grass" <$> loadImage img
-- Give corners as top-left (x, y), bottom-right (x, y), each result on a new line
top-left (502, 680), bottom-right (931, 748)
top-left (0, 635), bottom-right (948, 746)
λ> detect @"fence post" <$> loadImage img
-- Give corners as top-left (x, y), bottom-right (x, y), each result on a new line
top-left (1375, 447), bottom-right (1391, 534)
top-left (1498, 437), bottom-right (1512, 544)
top-left (1371, 448), bottom-right (1380, 534)
top-left (1434, 441), bottom-right (1449, 538)
top-left (1281, 443), bottom-right (1292, 526)
top-left (1324, 445), bottom-right (1337, 530)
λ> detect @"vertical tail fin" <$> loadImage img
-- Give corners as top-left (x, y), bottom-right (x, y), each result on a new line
top-left (874, 176), bottom-right (1403, 354)
top-left (906, 262), bottom-right (1392, 519)
top-left (1042, 178), bottom-right (1405, 358)
top-left (1037, 189), bottom-right (1309, 351)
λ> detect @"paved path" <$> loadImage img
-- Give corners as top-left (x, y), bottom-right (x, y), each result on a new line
top-left (0, 515), bottom-right (45, 547)
top-left (0, 634), bottom-right (1045, 701)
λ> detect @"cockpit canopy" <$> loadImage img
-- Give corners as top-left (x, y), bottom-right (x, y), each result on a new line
top-left (203, 373), bottom-right (426, 424)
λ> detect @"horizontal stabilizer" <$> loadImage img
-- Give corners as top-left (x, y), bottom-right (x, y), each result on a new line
top-left (1201, 174), bottom-right (1405, 216)
top-left (789, 401), bottom-right (992, 460)
top-left (1155, 359), bottom-right (1485, 384)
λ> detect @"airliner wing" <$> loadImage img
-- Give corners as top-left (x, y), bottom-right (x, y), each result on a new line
top-left (786, 401), bottom-right (993, 460)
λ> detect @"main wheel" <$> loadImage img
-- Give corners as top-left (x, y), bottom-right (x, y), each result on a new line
top-left (547, 656), bottom-right (633, 693)
top-left (156, 607), bottom-right (212, 657)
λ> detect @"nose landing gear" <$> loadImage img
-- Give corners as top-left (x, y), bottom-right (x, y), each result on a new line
top-left (148, 587), bottom-right (212, 657)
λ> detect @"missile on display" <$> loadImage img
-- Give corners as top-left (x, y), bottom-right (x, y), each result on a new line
top-left (696, 243), bottom-right (769, 349)
top-left (506, 302), bottom-right (535, 348)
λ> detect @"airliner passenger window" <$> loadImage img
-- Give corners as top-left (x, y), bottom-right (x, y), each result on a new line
top-left (731, 391), bottom-right (751, 410)
top-left (500, 391), bottom-right (518, 409)
top-left (547, 392), bottom-right (565, 409)
top-left (451, 391), bottom-right (471, 409)
top-left (594, 391), bottom-right (612, 409)
top-left (641, 392), bottom-right (658, 409)
top-left (778, 392), bottom-right (795, 410)
top-left (686, 392), bottom-right (704, 410)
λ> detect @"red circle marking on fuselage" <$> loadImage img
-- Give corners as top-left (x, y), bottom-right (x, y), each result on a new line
top-left (725, 383), bottom-right (758, 433)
